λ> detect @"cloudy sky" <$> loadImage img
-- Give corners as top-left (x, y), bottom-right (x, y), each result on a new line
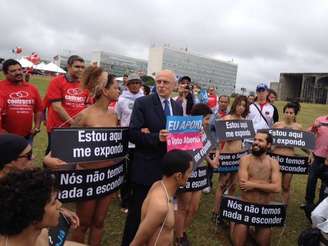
top-left (1, 0), bottom-right (328, 90)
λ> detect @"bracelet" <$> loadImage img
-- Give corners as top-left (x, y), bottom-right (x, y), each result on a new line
top-left (34, 128), bottom-right (40, 133)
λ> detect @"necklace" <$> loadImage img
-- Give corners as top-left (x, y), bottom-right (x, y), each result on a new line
top-left (160, 180), bottom-right (173, 203)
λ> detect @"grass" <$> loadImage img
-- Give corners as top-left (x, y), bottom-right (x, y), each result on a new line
top-left (1, 73), bottom-right (328, 245)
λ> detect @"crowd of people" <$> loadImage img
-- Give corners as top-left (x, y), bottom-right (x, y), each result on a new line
top-left (0, 55), bottom-right (327, 246)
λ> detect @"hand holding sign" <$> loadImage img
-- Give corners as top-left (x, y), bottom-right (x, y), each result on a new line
top-left (159, 129), bottom-right (169, 142)
top-left (166, 116), bottom-right (203, 151)
top-left (268, 128), bottom-right (315, 149)
top-left (51, 128), bottom-right (128, 163)
top-left (215, 119), bottom-right (255, 141)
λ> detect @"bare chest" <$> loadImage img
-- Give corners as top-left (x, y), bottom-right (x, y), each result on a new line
top-left (248, 160), bottom-right (272, 181)
top-left (85, 113), bottom-right (117, 127)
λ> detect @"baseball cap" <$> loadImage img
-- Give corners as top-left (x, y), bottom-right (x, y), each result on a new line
top-left (127, 73), bottom-right (142, 84)
top-left (256, 83), bottom-right (268, 92)
top-left (179, 76), bottom-right (191, 83)
top-left (0, 133), bottom-right (28, 170)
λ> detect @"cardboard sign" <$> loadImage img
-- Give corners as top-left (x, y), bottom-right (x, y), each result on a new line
top-left (217, 150), bottom-right (248, 173)
top-left (271, 154), bottom-right (309, 174)
top-left (48, 213), bottom-right (70, 246)
top-left (51, 127), bottom-right (129, 163)
top-left (215, 120), bottom-right (255, 141)
top-left (166, 116), bottom-right (203, 151)
top-left (220, 196), bottom-right (286, 227)
top-left (179, 166), bottom-right (208, 192)
top-left (268, 128), bottom-right (315, 149)
top-left (166, 115), bottom-right (203, 133)
top-left (187, 131), bottom-right (214, 169)
top-left (53, 161), bottom-right (124, 203)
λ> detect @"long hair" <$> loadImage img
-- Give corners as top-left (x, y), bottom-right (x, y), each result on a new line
top-left (229, 95), bottom-right (249, 118)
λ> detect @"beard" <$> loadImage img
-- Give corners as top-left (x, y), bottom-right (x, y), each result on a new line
top-left (251, 144), bottom-right (267, 157)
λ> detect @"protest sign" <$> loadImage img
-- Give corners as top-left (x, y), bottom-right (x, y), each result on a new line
top-left (268, 128), bottom-right (315, 149)
top-left (215, 120), bottom-right (255, 141)
top-left (48, 213), bottom-right (70, 246)
top-left (217, 150), bottom-right (248, 173)
top-left (53, 160), bottom-right (124, 203)
top-left (179, 166), bottom-right (208, 192)
top-left (51, 127), bottom-right (128, 163)
top-left (166, 116), bottom-right (203, 151)
top-left (220, 196), bottom-right (286, 227)
top-left (187, 131), bottom-right (214, 168)
top-left (271, 154), bottom-right (309, 174)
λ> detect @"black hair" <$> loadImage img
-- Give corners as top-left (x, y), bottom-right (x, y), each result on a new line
top-left (123, 74), bottom-right (128, 77)
top-left (179, 76), bottom-right (191, 83)
top-left (2, 59), bottom-right (22, 74)
top-left (162, 150), bottom-right (193, 177)
top-left (257, 129), bottom-right (273, 145)
top-left (67, 55), bottom-right (84, 66)
top-left (0, 169), bottom-right (57, 236)
top-left (283, 101), bottom-right (301, 115)
top-left (190, 103), bottom-right (212, 117)
top-left (267, 89), bottom-right (277, 98)
top-left (143, 85), bottom-right (150, 95)
top-left (219, 95), bottom-right (230, 102)
top-left (229, 95), bottom-right (249, 118)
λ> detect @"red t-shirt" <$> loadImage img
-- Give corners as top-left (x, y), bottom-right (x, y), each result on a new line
top-left (0, 96), bottom-right (6, 133)
top-left (207, 95), bottom-right (218, 109)
top-left (45, 75), bottom-right (90, 132)
top-left (0, 80), bottom-right (43, 136)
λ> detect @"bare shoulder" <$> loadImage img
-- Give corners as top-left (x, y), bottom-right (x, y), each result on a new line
top-left (294, 122), bottom-right (303, 130)
top-left (240, 154), bottom-right (251, 165)
top-left (147, 182), bottom-right (169, 213)
top-left (268, 156), bottom-right (279, 169)
top-left (222, 115), bottom-right (232, 120)
top-left (273, 121), bottom-right (284, 128)
top-left (71, 110), bottom-right (87, 127)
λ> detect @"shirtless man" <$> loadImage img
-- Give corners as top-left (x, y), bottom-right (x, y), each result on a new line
top-left (272, 102), bottom-right (303, 204)
top-left (233, 130), bottom-right (281, 246)
top-left (130, 150), bottom-right (193, 246)
top-left (213, 95), bottom-right (249, 223)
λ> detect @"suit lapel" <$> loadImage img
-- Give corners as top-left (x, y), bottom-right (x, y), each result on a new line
top-left (152, 93), bottom-right (166, 125)
top-left (170, 99), bottom-right (179, 115)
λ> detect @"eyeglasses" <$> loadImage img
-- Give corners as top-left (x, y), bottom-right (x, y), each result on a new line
top-left (18, 150), bottom-right (32, 160)
top-left (72, 65), bottom-right (85, 69)
top-left (156, 80), bottom-right (170, 85)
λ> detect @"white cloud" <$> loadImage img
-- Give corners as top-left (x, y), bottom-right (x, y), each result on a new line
top-left (1, 0), bottom-right (328, 91)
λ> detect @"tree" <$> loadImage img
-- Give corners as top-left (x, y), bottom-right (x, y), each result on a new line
top-left (141, 75), bottom-right (155, 86)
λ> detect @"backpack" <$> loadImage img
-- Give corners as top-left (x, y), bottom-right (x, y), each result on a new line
top-left (298, 227), bottom-right (328, 246)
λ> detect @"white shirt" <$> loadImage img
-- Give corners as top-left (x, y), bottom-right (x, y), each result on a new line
top-left (247, 102), bottom-right (274, 132)
top-left (159, 96), bottom-right (173, 116)
top-left (115, 90), bottom-right (144, 127)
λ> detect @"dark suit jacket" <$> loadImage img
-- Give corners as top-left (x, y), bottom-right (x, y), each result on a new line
top-left (129, 93), bottom-right (183, 186)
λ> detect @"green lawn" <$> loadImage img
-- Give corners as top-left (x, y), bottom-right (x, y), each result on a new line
top-left (1, 73), bottom-right (328, 245)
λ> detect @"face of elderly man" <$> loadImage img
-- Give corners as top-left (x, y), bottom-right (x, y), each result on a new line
top-left (155, 70), bottom-right (176, 99)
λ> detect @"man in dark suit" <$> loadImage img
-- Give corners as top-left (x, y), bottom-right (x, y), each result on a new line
top-left (122, 70), bottom-right (183, 246)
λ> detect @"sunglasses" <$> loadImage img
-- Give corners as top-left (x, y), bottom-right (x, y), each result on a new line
top-left (72, 65), bottom-right (85, 69)
top-left (128, 81), bottom-right (141, 85)
top-left (18, 150), bottom-right (32, 160)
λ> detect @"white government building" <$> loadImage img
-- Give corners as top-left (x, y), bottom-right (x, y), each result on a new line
top-left (148, 46), bottom-right (238, 95)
